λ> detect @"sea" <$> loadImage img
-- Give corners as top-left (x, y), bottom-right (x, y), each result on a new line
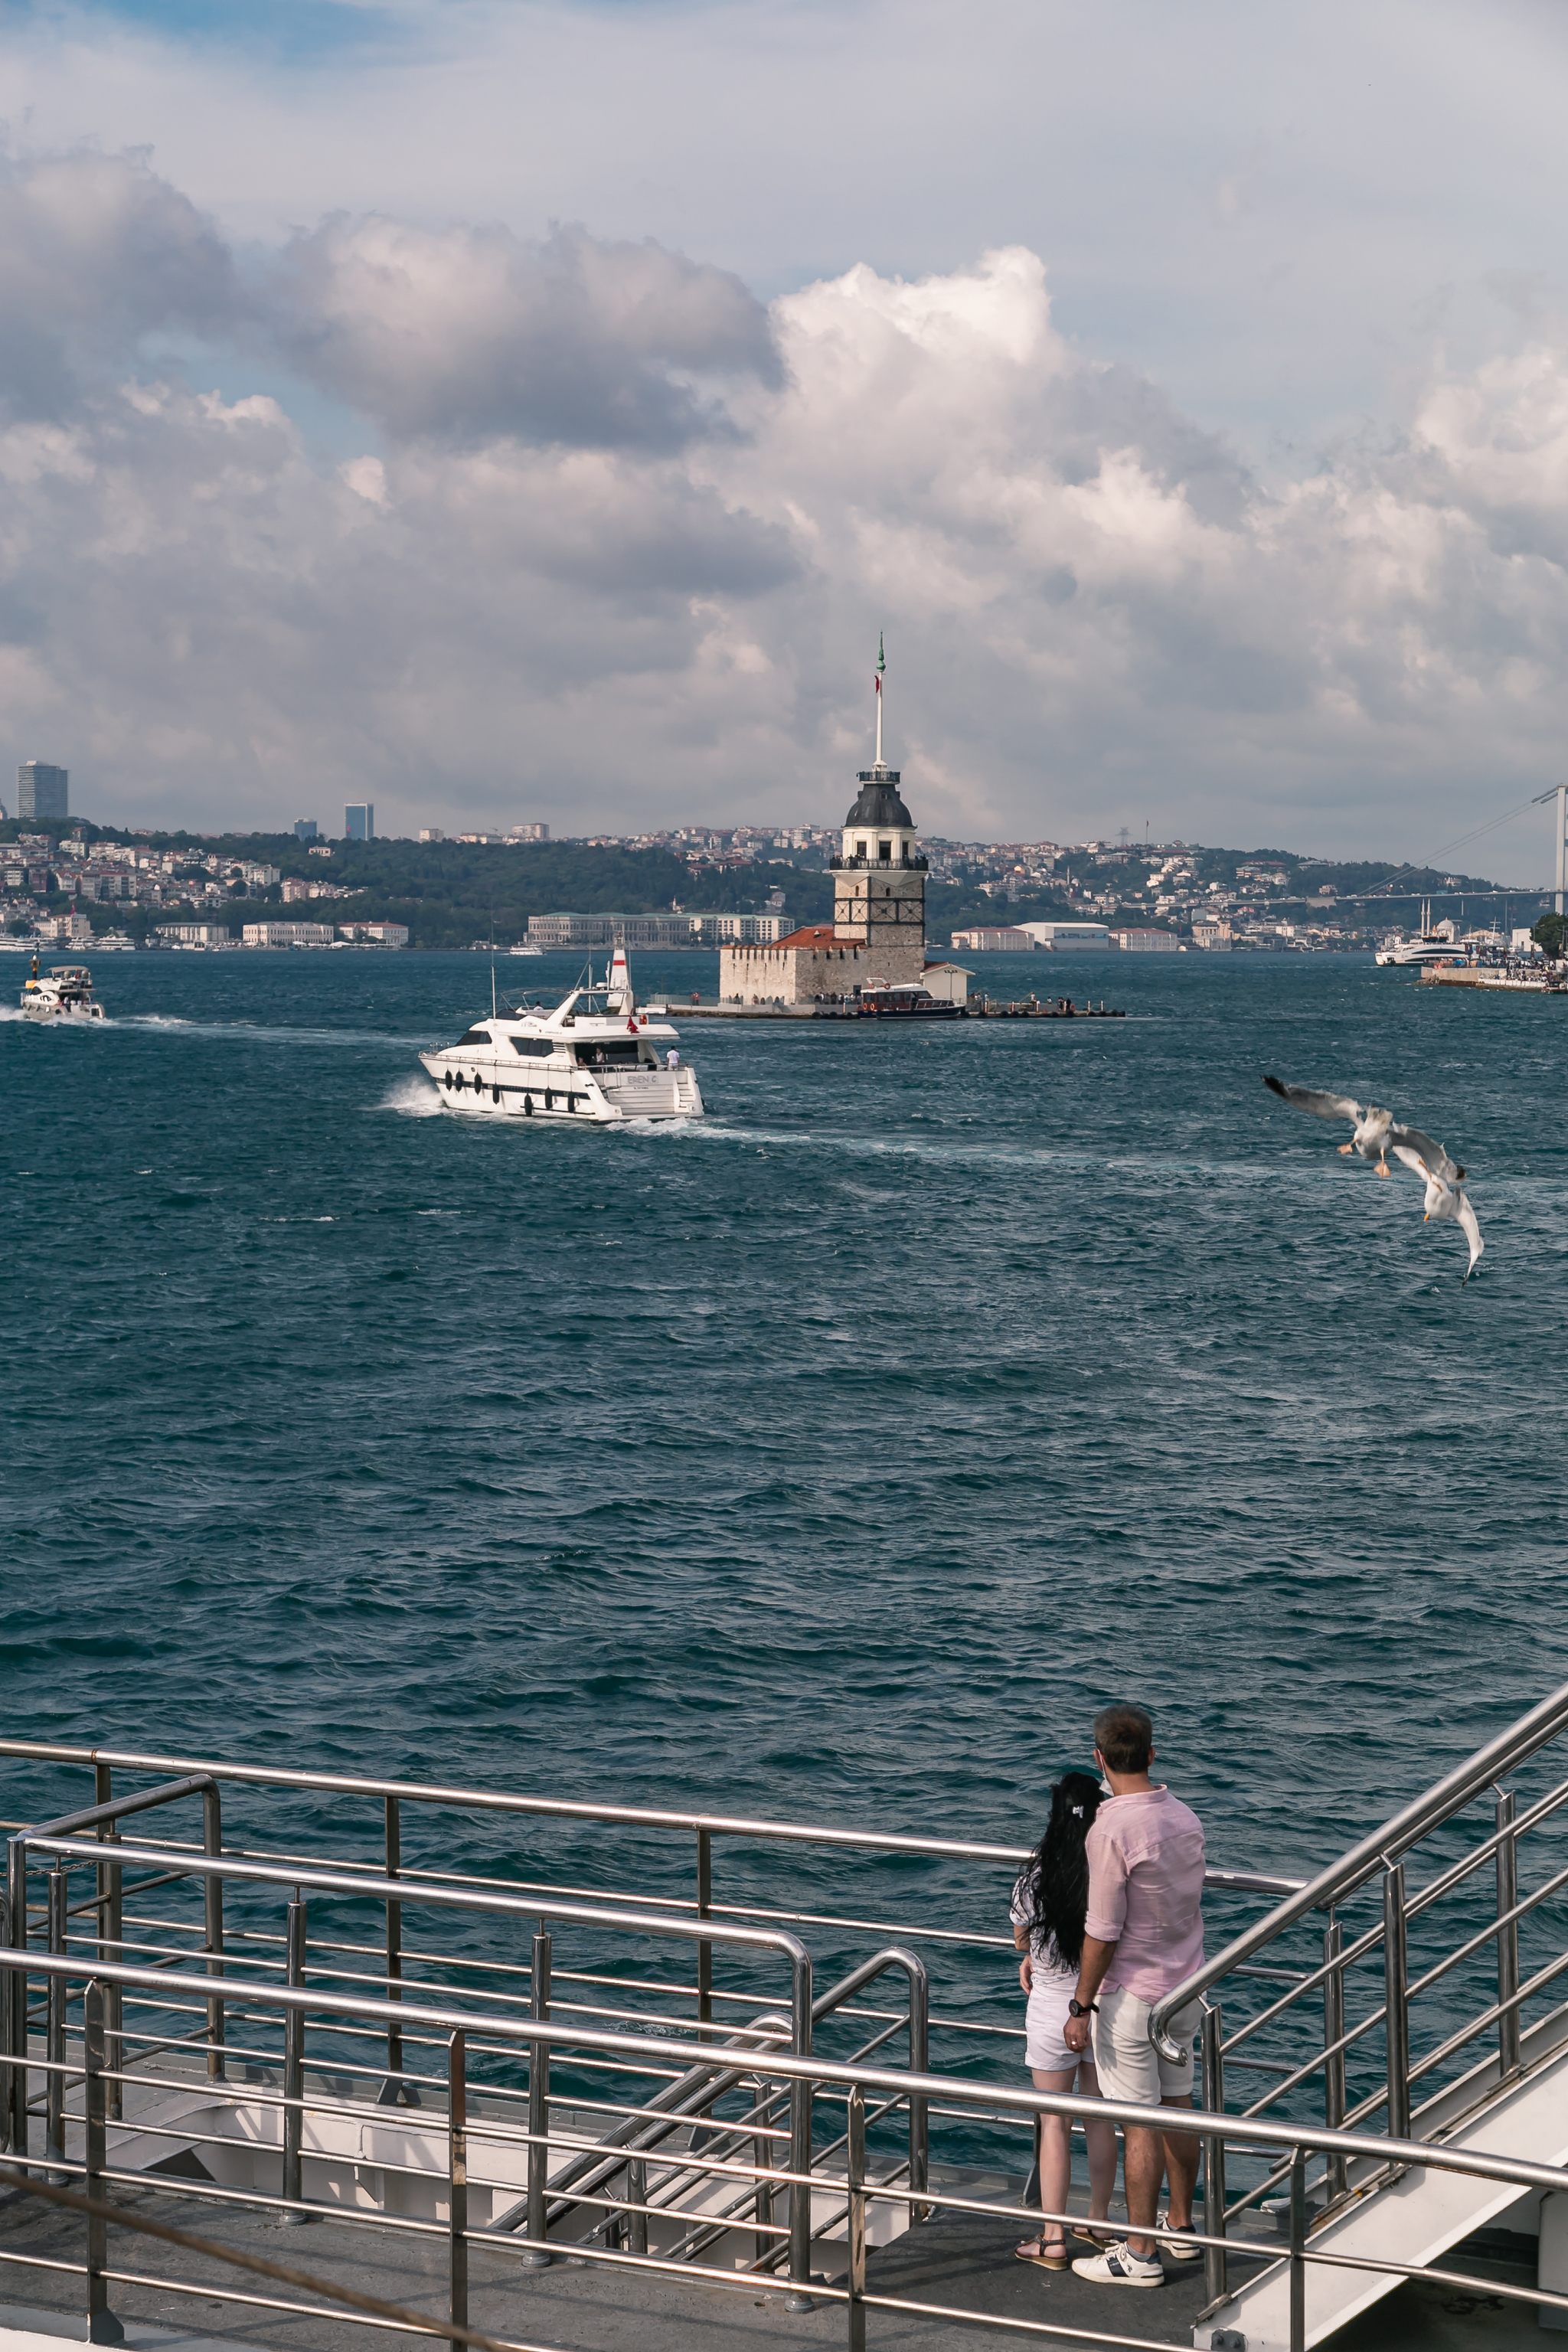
top-left (2, 943), bottom-right (1565, 2065)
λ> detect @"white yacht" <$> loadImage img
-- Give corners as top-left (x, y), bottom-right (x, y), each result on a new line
top-left (508, 942), bottom-right (544, 958)
top-left (19, 959), bottom-right (105, 1019)
top-left (420, 946), bottom-right (703, 1124)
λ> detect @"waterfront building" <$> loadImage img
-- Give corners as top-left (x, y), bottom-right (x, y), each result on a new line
top-left (719, 644), bottom-right (930, 1003)
top-left (156, 923), bottom-right (234, 947)
top-left (1015, 920), bottom-right (1111, 949)
top-left (1111, 928), bottom-right (1180, 951)
top-left (18, 762), bottom-right (67, 821)
top-left (241, 921), bottom-right (336, 947)
top-left (952, 926), bottom-right (1034, 951)
top-left (345, 803), bottom-right (374, 841)
top-left (338, 921), bottom-right (409, 946)
top-left (1191, 919), bottom-right (1233, 951)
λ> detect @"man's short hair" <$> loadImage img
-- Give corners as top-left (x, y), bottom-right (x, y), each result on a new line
top-left (1094, 1704), bottom-right (1154, 1773)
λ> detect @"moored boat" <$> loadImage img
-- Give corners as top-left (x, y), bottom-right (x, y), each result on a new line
top-left (419, 946), bottom-right (704, 1122)
top-left (852, 980), bottom-right (962, 1019)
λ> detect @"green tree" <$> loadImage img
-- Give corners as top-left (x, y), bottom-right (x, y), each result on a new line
top-left (1532, 912), bottom-right (1566, 959)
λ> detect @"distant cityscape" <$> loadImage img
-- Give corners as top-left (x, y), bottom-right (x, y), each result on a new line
top-left (0, 763), bottom-right (1555, 952)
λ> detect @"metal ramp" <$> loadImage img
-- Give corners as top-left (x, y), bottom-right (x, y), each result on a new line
top-left (1147, 1681), bottom-right (1568, 2350)
top-left (1196, 2004), bottom-right (1568, 2347)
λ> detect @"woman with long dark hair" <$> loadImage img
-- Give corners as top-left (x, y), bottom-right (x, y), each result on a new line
top-left (1010, 1771), bottom-right (1118, 2268)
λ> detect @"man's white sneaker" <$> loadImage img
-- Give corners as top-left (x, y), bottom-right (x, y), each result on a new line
top-left (1158, 2220), bottom-right (1203, 2261)
top-left (1070, 2240), bottom-right (1165, 2287)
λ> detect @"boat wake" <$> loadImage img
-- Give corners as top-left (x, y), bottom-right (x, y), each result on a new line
top-left (379, 1076), bottom-right (445, 1117)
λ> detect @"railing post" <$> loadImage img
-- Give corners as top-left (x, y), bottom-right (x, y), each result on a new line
top-left (696, 1830), bottom-right (712, 2032)
top-left (1494, 1788), bottom-right (1521, 2080)
top-left (448, 2030), bottom-right (468, 2352)
top-left (385, 1797), bottom-right (403, 2092)
top-left (907, 1968), bottom-right (929, 2223)
top-left (1322, 1913), bottom-right (1347, 2203)
top-left (46, 1868), bottom-right (67, 2181)
top-left (1289, 2146), bottom-right (1307, 2352)
top-left (1383, 1864), bottom-right (1410, 2141)
top-left (627, 2155), bottom-right (647, 2258)
top-left (281, 1896), bottom-right (309, 2222)
top-left (845, 2086), bottom-right (866, 2352)
top-left (6, 1835), bottom-right (28, 2159)
top-left (202, 1785), bottom-right (224, 2082)
top-left (524, 1929), bottom-right (552, 2267)
top-left (785, 1958), bottom-right (815, 2314)
top-left (752, 2079), bottom-right (773, 2272)
top-left (93, 1782), bottom-right (123, 2122)
top-left (1200, 2002), bottom-right (1227, 2306)
top-left (83, 1981), bottom-right (122, 2344)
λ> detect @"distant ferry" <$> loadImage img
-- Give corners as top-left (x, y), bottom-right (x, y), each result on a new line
top-left (1375, 900), bottom-right (1503, 968)
top-left (420, 946), bottom-right (703, 1123)
top-left (20, 960), bottom-right (105, 1020)
top-left (508, 942), bottom-right (544, 958)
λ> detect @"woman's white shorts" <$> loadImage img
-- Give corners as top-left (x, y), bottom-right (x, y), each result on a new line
top-left (1024, 1971), bottom-right (1082, 2072)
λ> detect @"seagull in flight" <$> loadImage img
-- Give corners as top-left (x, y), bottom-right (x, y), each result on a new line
top-left (1262, 1076), bottom-right (1465, 1182)
top-left (1391, 1144), bottom-right (1485, 1280)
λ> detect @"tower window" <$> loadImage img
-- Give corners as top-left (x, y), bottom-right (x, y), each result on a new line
top-left (856, 838), bottom-right (868, 859)
top-left (878, 839), bottom-right (891, 861)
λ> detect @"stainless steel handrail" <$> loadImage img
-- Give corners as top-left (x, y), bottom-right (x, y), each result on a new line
top-left (1150, 1674), bottom-right (1568, 2056)
top-left (0, 1736), bottom-right (1302, 1882)
top-left (5, 1943), bottom-right (1568, 2200)
top-left (9, 1942), bottom-right (1568, 2352)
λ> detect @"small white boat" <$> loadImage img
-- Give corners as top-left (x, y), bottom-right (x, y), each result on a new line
top-left (508, 942), bottom-right (544, 958)
top-left (20, 960), bottom-right (106, 1019)
top-left (420, 946), bottom-right (703, 1123)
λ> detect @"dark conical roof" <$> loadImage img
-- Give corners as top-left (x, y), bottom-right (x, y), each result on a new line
top-left (844, 770), bottom-right (913, 829)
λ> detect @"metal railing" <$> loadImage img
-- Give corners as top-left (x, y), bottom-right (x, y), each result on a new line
top-left (1150, 1675), bottom-right (1568, 2305)
top-left (2, 1944), bottom-right (1567, 2352)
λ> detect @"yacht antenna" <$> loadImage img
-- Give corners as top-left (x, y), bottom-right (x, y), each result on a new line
top-left (491, 962), bottom-right (498, 1019)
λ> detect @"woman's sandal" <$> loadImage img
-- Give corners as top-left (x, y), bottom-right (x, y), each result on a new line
top-left (1014, 2236), bottom-right (1070, 2271)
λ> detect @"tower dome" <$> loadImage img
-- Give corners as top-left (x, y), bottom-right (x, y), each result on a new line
top-left (843, 774), bottom-right (913, 831)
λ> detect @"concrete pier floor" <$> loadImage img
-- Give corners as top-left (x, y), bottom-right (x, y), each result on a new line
top-left (0, 2180), bottom-right (1541, 2352)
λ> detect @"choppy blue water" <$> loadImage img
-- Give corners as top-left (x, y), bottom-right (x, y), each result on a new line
top-left (2, 946), bottom-right (1565, 1909)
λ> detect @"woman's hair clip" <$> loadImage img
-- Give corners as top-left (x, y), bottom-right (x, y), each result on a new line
top-left (1070, 1803), bottom-right (1084, 1817)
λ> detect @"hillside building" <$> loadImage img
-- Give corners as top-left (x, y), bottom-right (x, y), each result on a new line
top-left (19, 763), bottom-right (67, 821)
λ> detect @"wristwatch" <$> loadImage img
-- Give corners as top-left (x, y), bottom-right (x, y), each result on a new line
top-left (1067, 1998), bottom-right (1099, 2018)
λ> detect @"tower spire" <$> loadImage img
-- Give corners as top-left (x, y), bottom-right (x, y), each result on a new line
top-left (874, 633), bottom-right (886, 769)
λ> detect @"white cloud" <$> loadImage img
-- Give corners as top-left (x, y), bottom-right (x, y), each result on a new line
top-left (278, 217), bottom-right (781, 449)
top-left (2, 152), bottom-right (1568, 871)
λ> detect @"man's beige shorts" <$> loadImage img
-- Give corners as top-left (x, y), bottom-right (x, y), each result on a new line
top-left (1092, 1984), bottom-right (1201, 2108)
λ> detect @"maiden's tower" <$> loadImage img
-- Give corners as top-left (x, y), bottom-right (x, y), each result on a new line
top-left (720, 640), bottom-right (930, 1003)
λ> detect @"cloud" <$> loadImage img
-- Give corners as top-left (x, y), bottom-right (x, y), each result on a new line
top-left (276, 217), bottom-right (782, 449)
top-left (2, 152), bottom-right (1568, 870)
top-left (0, 150), bottom-right (237, 417)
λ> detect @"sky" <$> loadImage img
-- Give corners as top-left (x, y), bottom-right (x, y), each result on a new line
top-left (1, 1), bottom-right (1568, 871)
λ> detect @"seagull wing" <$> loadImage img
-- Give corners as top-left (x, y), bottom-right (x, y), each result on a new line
top-left (1263, 1076), bottom-right (1362, 1122)
top-left (1390, 1124), bottom-right (1465, 1182)
top-left (1390, 1144), bottom-right (1428, 1177)
top-left (1456, 1189), bottom-right (1484, 1279)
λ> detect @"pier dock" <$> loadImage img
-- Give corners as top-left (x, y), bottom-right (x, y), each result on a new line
top-left (647, 998), bottom-right (1125, 1020)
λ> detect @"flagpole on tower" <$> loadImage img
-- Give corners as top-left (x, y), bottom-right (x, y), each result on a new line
top-left (874, 633), bottom-right (886, 769)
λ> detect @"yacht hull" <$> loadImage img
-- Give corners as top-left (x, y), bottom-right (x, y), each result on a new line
top-left (418, 1052), bottom-right (702, 1123)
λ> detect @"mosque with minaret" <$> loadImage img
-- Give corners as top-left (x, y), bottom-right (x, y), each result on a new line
top-left (719, 641), bottom-right (949, 1005)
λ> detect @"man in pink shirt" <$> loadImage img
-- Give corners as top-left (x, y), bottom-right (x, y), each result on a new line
top-left (1062, 1702), bottom-right (1205, 2288)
